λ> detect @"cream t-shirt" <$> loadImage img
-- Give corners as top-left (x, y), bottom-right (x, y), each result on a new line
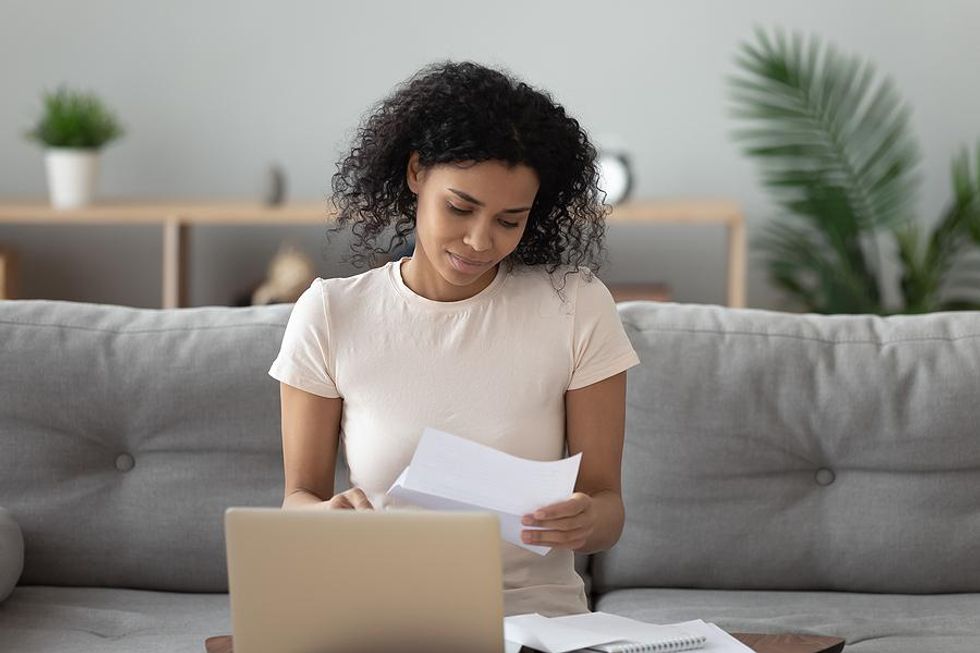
top-left (268, 256), bottom-right (640, 617)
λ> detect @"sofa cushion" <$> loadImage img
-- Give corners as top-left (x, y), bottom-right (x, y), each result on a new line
top-left (0, 585), bottom-right (228, 653)
top-left (0, 300), bottom-right (312, 591)
top-left (595, 302), bottom-right (980, 595)
top-left (0, 507), bottom-right (24, 602)
top-left (596, 587), bottom-right (980, 653)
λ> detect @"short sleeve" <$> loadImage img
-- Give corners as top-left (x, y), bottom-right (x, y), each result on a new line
top-left (268, 278), bottom-right (341, 398)
top-left (567, 270), bottom-right (641, 391)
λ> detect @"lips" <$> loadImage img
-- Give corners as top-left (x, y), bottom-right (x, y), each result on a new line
top-left (450, 253), bottom-right (492, 266)
top-left (447, 251), bottom-right (493, 273)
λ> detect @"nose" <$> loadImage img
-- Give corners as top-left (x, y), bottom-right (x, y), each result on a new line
top-left (462, 219), bottom-right (492, 252)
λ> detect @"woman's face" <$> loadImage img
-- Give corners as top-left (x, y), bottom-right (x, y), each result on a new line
top-left (406, 151), bottom-right (539, 293)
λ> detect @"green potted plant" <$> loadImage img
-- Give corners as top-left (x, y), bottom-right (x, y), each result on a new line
top-left (729, 28), bottom-right (980, 314)
top-left (24, 85), bottom-right (124, 209)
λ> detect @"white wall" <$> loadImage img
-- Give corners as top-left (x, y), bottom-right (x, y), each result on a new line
top-left (2, 0), bottom-right (978, 308)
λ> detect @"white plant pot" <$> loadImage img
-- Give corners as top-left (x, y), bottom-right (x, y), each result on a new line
top-left (45, 148), bottom-right (101, 209)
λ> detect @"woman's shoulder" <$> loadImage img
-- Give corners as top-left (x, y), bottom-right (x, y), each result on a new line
top-left (316, 262), bottom-right (392, 295)
top-left (505, 263), bottom-right (609, 312)
top-left (508, 262), bottom-right (602, 291)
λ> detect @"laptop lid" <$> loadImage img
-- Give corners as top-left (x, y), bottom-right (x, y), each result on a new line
top-left (225, 507), bottom-right (504, 653)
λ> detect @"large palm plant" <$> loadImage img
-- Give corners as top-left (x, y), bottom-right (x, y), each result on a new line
top-left (730, 28), bottom-right (980, 314)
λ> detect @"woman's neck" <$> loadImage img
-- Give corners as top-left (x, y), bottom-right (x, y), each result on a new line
top-left (400, 254), bottom-right (498, 302)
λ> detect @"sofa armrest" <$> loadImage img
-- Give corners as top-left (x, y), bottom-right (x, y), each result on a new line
top-left (0, 507), bottom-right (24, 602)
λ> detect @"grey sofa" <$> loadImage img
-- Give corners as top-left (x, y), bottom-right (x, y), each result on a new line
top-left (1, 298), bottom-right (978, 652)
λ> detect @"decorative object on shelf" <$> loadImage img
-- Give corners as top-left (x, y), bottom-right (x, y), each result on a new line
top-left (24, 85), bottom-right (124, 210)
top-left (730, 27), bottom-right (980, 314)
top-left (263, 163), bottom-right (287, 206)
top-left (234, 242), bottom-right (315, 306)
top-left (596, 147), bottom-right (634, 206)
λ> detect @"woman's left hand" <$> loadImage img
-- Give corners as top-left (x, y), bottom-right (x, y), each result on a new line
top-left (521, 491), bottom-right (595, 551)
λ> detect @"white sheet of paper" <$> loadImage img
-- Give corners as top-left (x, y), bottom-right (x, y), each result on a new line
top-left (552, 612), bottom-right (704, 644)
top-left (505, 613), bottom-right (615, 652)
top-left (385, 427), bottom-right (582, 555)
top-left (504, 613), bottom-right (758, 653)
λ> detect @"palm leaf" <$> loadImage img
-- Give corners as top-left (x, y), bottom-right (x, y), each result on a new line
top-left (932, 144), bottom-right (980, 305)
top-left (755, 218), bottom-right (883, 313)
top-left (731, 29), bottom-right (920, 229)
top-left (894, 223), bottom-right (939, 313)
top-left (730, 27), bottom-right (922, 312)
top-left (894, 143), bottom-right (980, 311)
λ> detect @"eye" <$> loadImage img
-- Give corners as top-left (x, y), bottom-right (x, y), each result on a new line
top-left (446, 202), bottom-right (471, 215)
top-left (499, 220), bottom-right (520, 229)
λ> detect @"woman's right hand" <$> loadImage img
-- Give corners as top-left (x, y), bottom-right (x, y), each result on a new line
top-left (322, 487), bottom-right (375, 510)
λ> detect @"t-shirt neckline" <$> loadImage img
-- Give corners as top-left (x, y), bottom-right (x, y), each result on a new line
top-left (387, 256), bottom-right (509, 310)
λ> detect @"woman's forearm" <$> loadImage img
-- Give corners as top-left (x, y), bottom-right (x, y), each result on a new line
top-left (580, 489), bottom-right (625, 554)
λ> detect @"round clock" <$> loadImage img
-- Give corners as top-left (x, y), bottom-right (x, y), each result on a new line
top-left (597, 151), bottom-right (633, 205)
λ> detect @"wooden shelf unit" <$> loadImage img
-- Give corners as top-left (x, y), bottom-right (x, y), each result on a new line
top-left (0, 246), bottom-right (18, 300)
top-left (0, 199), bottom-right (746, 308)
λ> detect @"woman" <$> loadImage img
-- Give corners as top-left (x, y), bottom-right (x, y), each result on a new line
top-left (269, 60), bottom-right (640, 617)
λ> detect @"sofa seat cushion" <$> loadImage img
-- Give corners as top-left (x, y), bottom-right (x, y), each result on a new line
top-left (596, 587), bottom-right (980, 653)
top-left (0, 585), bottom-right (229, 653)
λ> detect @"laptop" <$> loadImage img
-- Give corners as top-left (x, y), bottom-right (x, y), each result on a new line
top-left (224, 507), bottom-right (505, 653)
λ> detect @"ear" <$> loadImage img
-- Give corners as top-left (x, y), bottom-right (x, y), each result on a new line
top-left (406, 151), bottom-right (423, 194)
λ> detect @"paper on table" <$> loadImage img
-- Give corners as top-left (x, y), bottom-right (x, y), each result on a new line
top-left (554, 612), bottom-right (705, 651)
top-left (505, 613), bottom-right (702, 653)
top-left (385, 427), bottom-right (582, 555)
top-left (505, 613), bottom-right (617, 652)
top-left (656, 620), bottom-right (756, 653)
top-left (504, 613), bottom-right (758, 653)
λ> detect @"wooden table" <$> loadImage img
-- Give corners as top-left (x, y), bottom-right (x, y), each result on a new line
top-left (204, 631), bottom-right (844, 653)
top-left (0, 198), bottom-right (746, 308)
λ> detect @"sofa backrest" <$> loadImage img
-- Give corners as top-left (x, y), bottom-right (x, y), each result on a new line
top-left (0, 300), bottom-right (353, 592)
top-left (6, 298), bottom-right (979, 597)
top-left (593, 302), bottom-right (980, 595)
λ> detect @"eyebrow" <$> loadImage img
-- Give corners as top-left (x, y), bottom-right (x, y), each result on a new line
top-left (448, 188), bottom-right (532, 214)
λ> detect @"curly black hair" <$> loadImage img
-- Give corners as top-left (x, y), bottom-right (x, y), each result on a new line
top-left (328, 60), bottom-right (610, 292)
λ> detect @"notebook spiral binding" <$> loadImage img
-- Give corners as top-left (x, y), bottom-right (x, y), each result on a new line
top-left (596, 632), bottom-right (707, 652)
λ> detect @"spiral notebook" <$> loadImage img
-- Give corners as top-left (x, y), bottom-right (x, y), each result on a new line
top-left (505, 612), bottom-right (708, 653)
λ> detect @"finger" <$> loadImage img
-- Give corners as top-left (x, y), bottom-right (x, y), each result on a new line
top-left (526, 514), bottom-right (590, 532)
top-left (523, 527), bottom-right (589, 545)
top-left (327, 494), bottom-right (354, 510)
top-left (524, 497), bottom-right (586, 522)
top-left (522, 527), bottom-right (591, 548)
top-left (348, 488), bottom-right (374, 510)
